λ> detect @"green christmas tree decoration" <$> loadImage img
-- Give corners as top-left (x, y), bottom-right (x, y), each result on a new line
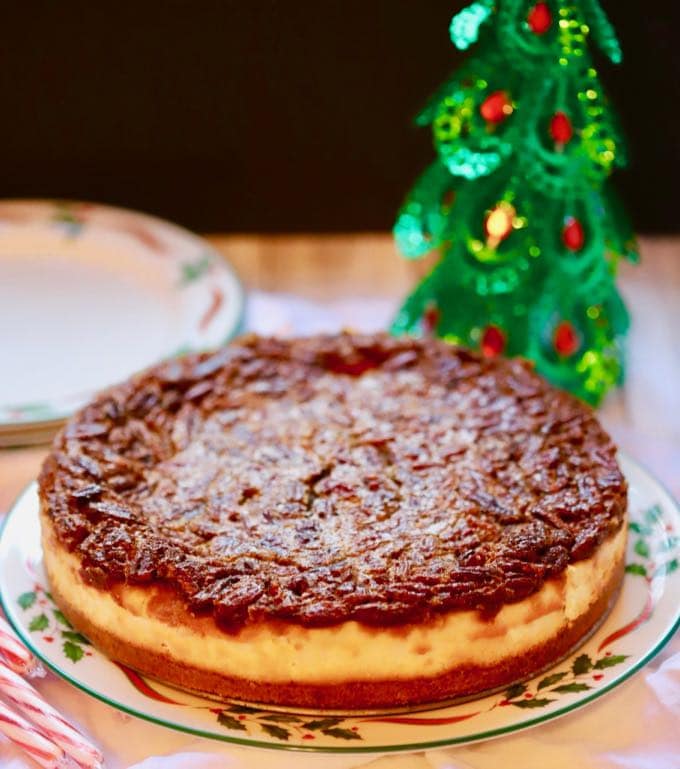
top-left (392, 0), bottom-right (638, 405)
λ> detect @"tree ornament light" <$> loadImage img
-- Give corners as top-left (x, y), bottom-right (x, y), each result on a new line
top-left (392, 0), bottom-right (638, 405)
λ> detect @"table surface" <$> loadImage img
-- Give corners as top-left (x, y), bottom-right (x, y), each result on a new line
top-left (1, 233), bottom-right (677, 511)
top-left (0, 233), bottom-right (678, 769)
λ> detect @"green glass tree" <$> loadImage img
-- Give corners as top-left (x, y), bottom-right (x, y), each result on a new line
top-left (392, 0), bottom-right (638, 405)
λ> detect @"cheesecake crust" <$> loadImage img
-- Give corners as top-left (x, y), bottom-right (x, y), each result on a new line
top-left (38, 333), bottom-right (627, 631)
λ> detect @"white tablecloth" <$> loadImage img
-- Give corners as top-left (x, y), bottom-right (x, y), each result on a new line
top-left (2, 292), bottom-right (678, 769)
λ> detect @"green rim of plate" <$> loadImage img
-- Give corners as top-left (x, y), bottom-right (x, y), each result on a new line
top-left (1, 453), bottom-right (678, 754)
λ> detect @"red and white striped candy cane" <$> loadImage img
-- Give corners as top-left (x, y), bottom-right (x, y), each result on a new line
top-left (0, 698), bottom-right (69, 768)
top-left (0, 616), bottom-right (43, 677)
top-left (0, 662), bottom-right (104, 768)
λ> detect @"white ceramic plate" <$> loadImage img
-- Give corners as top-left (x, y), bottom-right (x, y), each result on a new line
top-left (0, 455), bottom-right (678, 754)
top-left (0, 200), bottom-right (244, 440)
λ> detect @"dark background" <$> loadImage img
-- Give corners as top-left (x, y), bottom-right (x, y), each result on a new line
top-left (2, 1), bottom-right (677, 233)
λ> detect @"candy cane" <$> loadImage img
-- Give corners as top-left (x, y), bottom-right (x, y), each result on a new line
top-left (0, 617), bottom-right (44, 678)
top-left (0, 662), bottom-right (103, 768)
top-left (0, 699), bottom-right (69, 769)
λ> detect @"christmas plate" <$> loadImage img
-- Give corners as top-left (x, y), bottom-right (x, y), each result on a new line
top-left (0, 454), bottom-right (678, 754)
top-left (0, 200), bottom-right (244, 445)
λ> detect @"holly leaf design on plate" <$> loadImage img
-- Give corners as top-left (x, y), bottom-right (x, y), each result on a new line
top-left (260, 723), bottom-right (290, 741)
top-left (321, 727), bottom-right (362, 741)
top-left (628, 521), bottom-right (652, 536)
top-left (552, 682), bottom-right (591, 693)
top-left (634, 540), bottom-right (650, 558)
top-left (227, 704), bottom-right (261, 714)
top-left (625, 563), bottom-right (647, 576)
top-left (505, 683), bottom-right (527, 699)
top-left (17, 592), bottom-right (36, 610)
top-left (180, 255), bottom-right (212, 285)
top-left (258, 713), bottom-right (303, 724)
top-left (644, 504), bottom-right (663, 524)
top-left (537, 672), bottom-right (568, 690)
top-left (511, 698), bottom-right (554, 709)
top-left (593, 655), bottom-right (628, 669)
top-left (216, 712), bottom-right (247, 731)
top-left (654, 559), bottom-right (679, 577)
top-left (28, 613), bottom-right (49, 632)
top-left (53, 610), bottom-right (73, 629)
top-left (61, 630), bottom-right (91, 645)
top-left (62, 640), bottom-right (84, 663)
top-left (302, 717), bottom-right (344, 731)
top-left (572, 654), bottom-right (593, 675)
top-left (172, 344), bottom-right (194, 358)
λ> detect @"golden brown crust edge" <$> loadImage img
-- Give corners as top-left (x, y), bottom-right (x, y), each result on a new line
top-left (43, 537), bottom-right (625, 711)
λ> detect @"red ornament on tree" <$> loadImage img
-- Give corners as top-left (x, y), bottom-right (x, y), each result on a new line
top-left (562, 217), bottom-right (585, 251)
top-left (550, 111), bottom-right (573, 144)
top-left (527, 2), bottom-right (552, 35)
top-left (441, 189), bottom-right (456, 212)
top-left (480, 91), bottom-right (513, 125)
top-left (553, 321), bottom-right (580, 357)
top-left (481, 325), bottom-right (506, 357)
top-left (422, 302), bottom-right (440, 336)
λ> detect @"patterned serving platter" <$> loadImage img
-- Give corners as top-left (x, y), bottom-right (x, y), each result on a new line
top-left (0, 200), bottom-right (244, 440)
top-left (0, 454), bottom-right (678, 754)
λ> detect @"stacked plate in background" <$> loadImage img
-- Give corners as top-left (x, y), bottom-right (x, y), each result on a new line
top-left (0, 200), bottom-right (244, 447)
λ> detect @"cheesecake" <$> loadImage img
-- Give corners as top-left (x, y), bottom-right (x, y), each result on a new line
top-left (38, 333), bottom-right (627, 709)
